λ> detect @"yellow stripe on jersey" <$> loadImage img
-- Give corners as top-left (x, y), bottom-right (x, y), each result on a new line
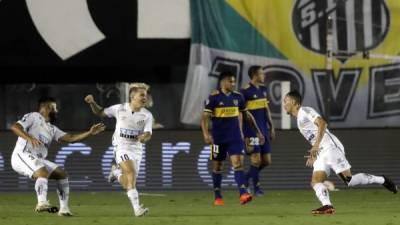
top-left (213, 107), bottom-right (239, 117)
top-left (246, 98), bottom-right (269, 110)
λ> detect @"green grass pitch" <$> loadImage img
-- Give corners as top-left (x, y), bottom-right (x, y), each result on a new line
top-left (0, 189), bottom-right (398, 225)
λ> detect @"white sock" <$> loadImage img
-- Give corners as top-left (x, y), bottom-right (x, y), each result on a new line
top-left (35, 177), bottom-right (48, 203)
top-left (348, 173), bottom-right (385, 187)
top-left (56, 178), bottom-right (70, 209)
top-left (313, 183), bottom-right (332, 206)
top-left (114, 169), bottom-right (122, 183)
top-left (127, 189), bottom-right (140, 212)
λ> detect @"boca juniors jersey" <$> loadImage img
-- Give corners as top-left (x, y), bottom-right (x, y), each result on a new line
top-left (240, 83), bottom-right (269, 137)
top-left (204, 89), bottom-right (247, 143)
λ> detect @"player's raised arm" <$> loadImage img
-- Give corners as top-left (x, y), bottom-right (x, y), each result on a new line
top-left (201, 111), bottom-right (213, 144)
top-left (59, 123), bottom-right (106, 143)
top-left (84, 95), bottom-right (107, 118)
top-left (243, 111), bottom-right (265, 145)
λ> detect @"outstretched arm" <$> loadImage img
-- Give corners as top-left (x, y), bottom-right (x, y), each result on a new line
top-left (84, 95), bottom-right (107, 118)
top-left (10, 123), bottom-right (42, 148)
top-left (59, 123), bottom-right (106, 143)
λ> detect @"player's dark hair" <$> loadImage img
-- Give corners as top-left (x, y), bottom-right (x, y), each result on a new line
top-left (248, 65), bottom-right (262, 79)
top-left (218, 71), bottom-right (235, 83)
top-left (38, 97), bottom-right (56, 109)
top-left (286, 90), bottom-right (302, 105)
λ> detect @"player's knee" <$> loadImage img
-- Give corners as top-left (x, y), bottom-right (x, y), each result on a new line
top-left (35, 168), bottom-right (49, 178)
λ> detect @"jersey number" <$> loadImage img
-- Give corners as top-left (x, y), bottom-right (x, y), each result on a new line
top-left (120, 154), bottom-right (130, 162)
top-left (249, 137), bottom-right (260, 146)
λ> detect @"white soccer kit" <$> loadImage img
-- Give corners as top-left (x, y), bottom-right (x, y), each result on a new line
top-left (11, 112), bottom-right (66, 178)
top-left (297, 107), bottom-right (351, 175)
top-left (104, 103), bottom-right (153, 173)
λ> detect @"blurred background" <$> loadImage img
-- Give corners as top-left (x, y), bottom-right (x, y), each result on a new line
top-left (0, 0), bottom-right (399, 191)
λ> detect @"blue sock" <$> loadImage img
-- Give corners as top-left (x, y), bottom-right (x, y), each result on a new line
top-left (234, 170), bottom-right (247, 195)
top-left (212, 172), bottom-right (222, 199)
top-left (248, 165), bottom-right (260, 190)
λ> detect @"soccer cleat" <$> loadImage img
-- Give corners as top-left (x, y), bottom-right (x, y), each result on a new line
top-left (311, 205), bottom-right (335, 215)
top-left (382, 175), bottom-right (398, 194)
top-left (108, 164), bottom-right (118, 183)
top-left (254, 189), bottom-right (265, 197)
top-left (134, 205), bottom-right (149, 217)
top-left (35, 200), bottom-right (57, 213)
top-left (58, 207), bottom-right (73, 216)
top-left (239, 193), bottom-right (252, 205)
top-left (214, 198), bottom-right (224, 206)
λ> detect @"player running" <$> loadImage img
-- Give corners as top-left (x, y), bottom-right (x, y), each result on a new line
top-left (201, 71), bottom-right (265, 206)
top-left (85, 83), bottom-right (153, 217)
top-left (10, 97), bottom-right (105, 216)
top-left (240, 66), bottom-right (275, 196)
top-left (283, 91), bottom-right (398, 214)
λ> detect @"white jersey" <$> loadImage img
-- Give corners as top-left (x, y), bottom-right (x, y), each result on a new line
top-left (13, 112), bottom-right (66, 158)
top-left (104, 103), bottom-right (153, 149)
top-left (297, 107), bottom-right (343, 150)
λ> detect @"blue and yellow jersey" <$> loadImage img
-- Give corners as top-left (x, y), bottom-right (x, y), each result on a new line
top-left (240, 83), bottom-right (270, 137)
top-left (204, 89), bottom-right (247, 143)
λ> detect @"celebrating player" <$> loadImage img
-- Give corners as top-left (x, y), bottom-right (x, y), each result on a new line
top-left (201, 71), bottom-right (265, 206)
top-left (84, 83), bottom-right (153, 217)
top-left (10, 97), bottom-right (105, 216)
top-left (283, 90), bottom-right (398, 214)
top-left (240, 66), bottom-right (275, 196)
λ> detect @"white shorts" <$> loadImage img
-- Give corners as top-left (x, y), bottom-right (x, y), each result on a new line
top-left (313, 145), bottom-right (351, 176)
top-left (114, 145), bottom-right (143, 176)
top-left (11, 151), bottom-right (58, 178)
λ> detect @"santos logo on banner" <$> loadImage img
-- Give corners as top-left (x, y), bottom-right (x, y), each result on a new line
top-left (181, 0), bottom-right (400, 128)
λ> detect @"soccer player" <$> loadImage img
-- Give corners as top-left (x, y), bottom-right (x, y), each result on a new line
top-left (201, 71), bottom-right (265, 206)
top-left (84, 83), bottom-right (153, 217)
top-left (283, 90), bottom-right (398, 214)
top-left (240, 66), bottom-right (275, 196)
top-left (10, 97), bottom-right (106, 216)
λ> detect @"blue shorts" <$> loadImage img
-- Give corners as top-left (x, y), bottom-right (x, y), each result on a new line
top-left (245, 135), bottom-right (271, 155)
top-left (210, 140), bottom-right (244, 161)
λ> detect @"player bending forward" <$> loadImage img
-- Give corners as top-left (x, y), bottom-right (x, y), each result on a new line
top-left (85, 84), bottom-right (153, 217)
top-left (283, 91), bottom-right (398, 214)
top-left (11, 97), bottom-right (105, 216)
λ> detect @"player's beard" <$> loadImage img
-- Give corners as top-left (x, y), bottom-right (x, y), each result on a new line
top-left (49, 111), bottom-right (58, 123)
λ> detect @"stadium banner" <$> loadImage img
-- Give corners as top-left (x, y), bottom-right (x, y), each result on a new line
top-left (1, 130), bottom-right (399, 191)
top-left (181, 0), bottom-right (400, 128)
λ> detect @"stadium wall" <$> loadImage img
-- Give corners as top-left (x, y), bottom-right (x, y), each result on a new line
top-left (0, 130), bottom-right (398, 192)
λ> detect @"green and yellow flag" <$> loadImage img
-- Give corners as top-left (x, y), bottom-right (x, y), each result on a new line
top-left (181, 0), bottom-right (400, 127)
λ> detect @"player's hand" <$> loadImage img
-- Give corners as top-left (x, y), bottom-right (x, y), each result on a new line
top-left (270, 128), bottom-right (276, 141)
top-left (257, 133), bottom-right (265, 145)
top-left (244, 138), bottom-right (254, 154)
top-left (27, 136), bottom-right (43, 148)
top-left (305, 155), bottom-right (315, 167)
top-left (203, 134), bottom-right (213, 144)
top-left (84, 95), bottom-right (95, 104)
top-left (89, 123), bottom-right (106, 135)
top-left (308, 145), bottom-right (320, 158)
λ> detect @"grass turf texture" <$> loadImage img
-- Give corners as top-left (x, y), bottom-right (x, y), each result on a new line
top-left (0, 189), bottom-right (398, 225)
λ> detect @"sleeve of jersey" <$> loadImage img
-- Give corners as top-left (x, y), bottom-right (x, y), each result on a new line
top-left (203, 96), bottom-right (214, 113)
top-left (304, 107), bottom-right (321, 123)
top-left (239, 95), bottom-right (248, 112)
top-left (144, 114), bottom-right (153, 134)
top-left (17, 113), bottom-right (34, 130)
top-left (103, 104), bottom-right (120, 118)
top-left (53, 126), bottom-right (67, 142)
